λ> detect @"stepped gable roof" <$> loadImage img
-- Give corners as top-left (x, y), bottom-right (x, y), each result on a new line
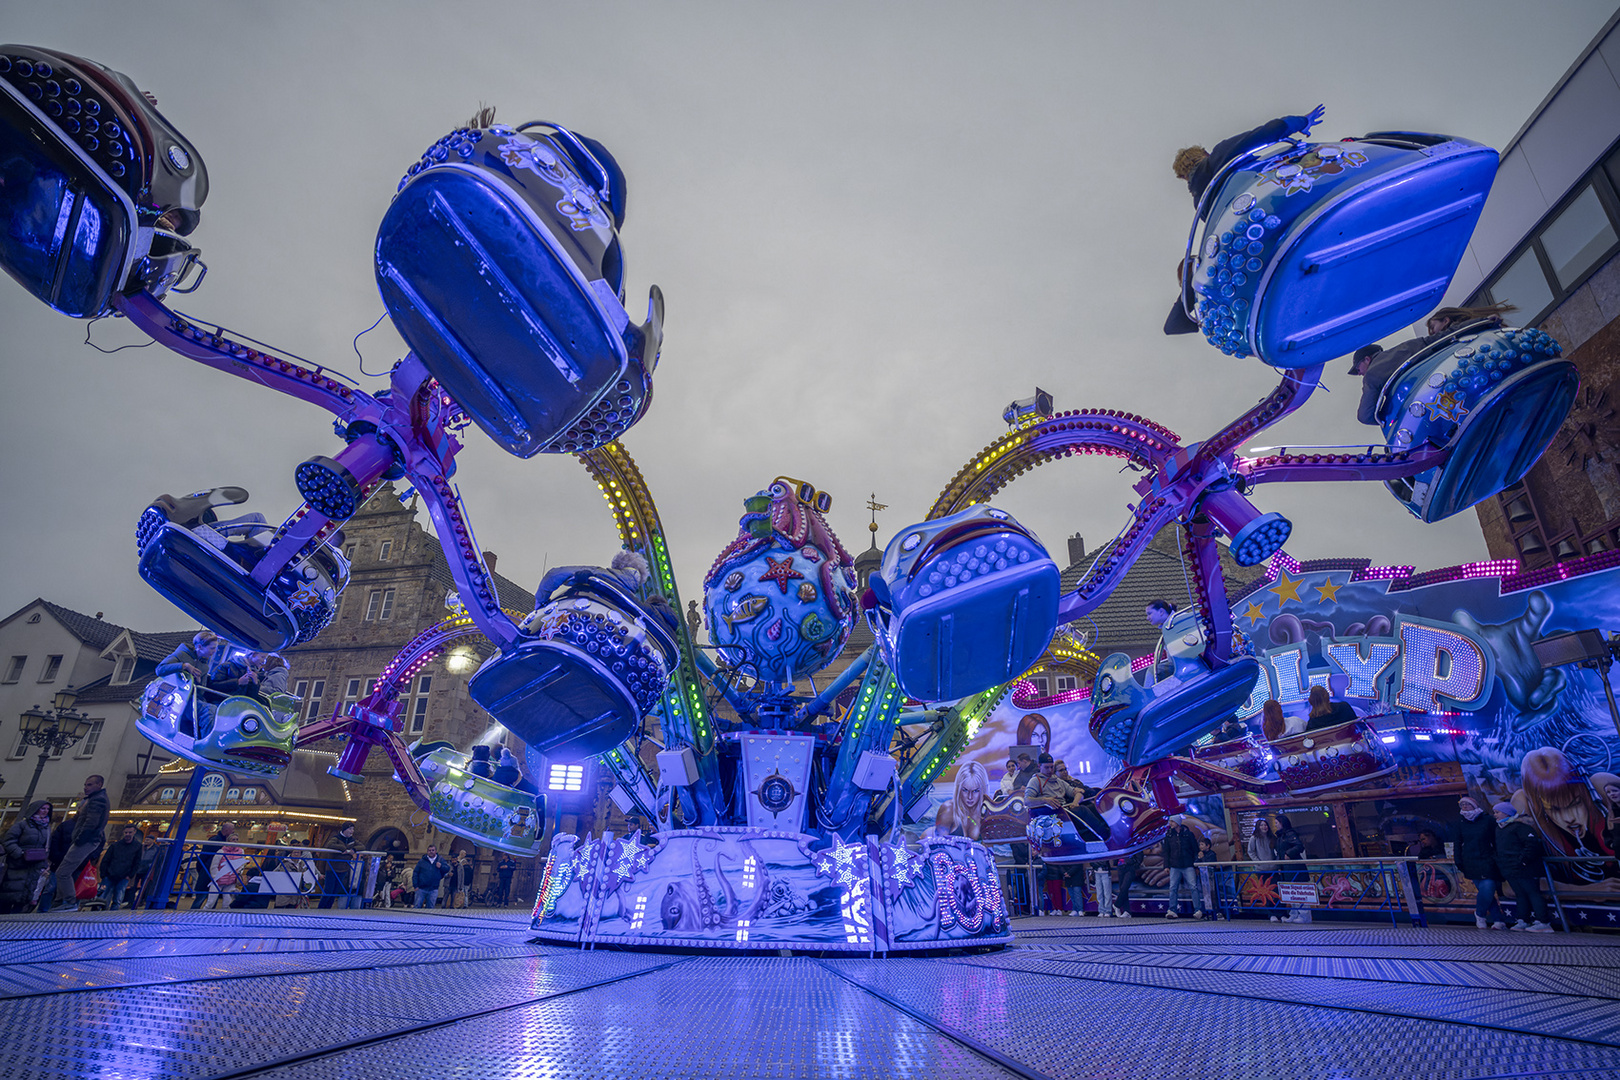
top-left (1058, 527), bottom-right (1270, 658)
top-left (425, 546), bottom-right (537, 614)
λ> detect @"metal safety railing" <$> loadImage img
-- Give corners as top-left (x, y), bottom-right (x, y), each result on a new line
top-left (124, 840), bottom-right (396, 910)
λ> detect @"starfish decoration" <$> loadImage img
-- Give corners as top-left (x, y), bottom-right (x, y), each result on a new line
top-left (758, 555), bottom-right (805, 594)
top-left (1268, 570), bottom-right (1304, 605)
top-left (608, 834), bottom-right (655, 882)
top-left (1314, 578), bottom-right (1342, 603)
top-left (1241, 601), bottom-right (1267, 626)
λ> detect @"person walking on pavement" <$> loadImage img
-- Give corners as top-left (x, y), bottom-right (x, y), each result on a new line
top-left (1457, 795), bottom-right (1508, 929)
top-left (1113, 849), bottom-right (1145, 917)
top-left (50, 775), bottom-right (110, 912)
top-left (413, 845), bottom-right (450, 909)
top-left (1494, 802), bottom-right (1555, 932)
top-left (1, 800), bottom-right (53, 914)
top-left (496, 854), bottom-right (517, 905)
top-left (192, 821), bottom-right (236, 908)
top-left (1161, 818), bottom-right (1205, 919)
top-left (99, 825), bottom-right (143, 910)
top-left (319, 823), bottom-right (360, 909)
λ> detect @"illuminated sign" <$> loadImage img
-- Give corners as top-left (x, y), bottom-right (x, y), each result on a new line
top-left (1238, 615), bottom-right (1494, 715)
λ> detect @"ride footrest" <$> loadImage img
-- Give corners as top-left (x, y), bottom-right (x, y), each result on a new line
top-left (137, 674), bottom-right (297, 777)
top-left (870, 505), bottom-right (1059, 702)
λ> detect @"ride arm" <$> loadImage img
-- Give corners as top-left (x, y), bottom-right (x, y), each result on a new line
top-left (1238, 445), bottom-right (1448, 486)
top-left (117, 293), bottom-right (358, 417)
top-left (822, 657), bottom-right (903, 841)
top-left (599, 744), bottom-right (660, 822)
top-left (410, 479), bottom-right (520, 649)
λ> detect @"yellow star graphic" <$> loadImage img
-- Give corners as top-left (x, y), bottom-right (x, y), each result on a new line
top-left (1314, 578), bottom-right (1342, 603)
top-left (1242, 602), bottom-right (1267, 625)
top-left (1268, 571), bottom-right (1304, 605)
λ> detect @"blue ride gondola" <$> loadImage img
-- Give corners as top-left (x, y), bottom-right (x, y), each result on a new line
top-left (868, 505), bottom-right (1060, 702)
top-left (1372, 320), bottom-right (1578, 522)
top-left (469, 565), bottom-right (680, 757)
top-left (375, 119), bottom-right (663, 459)
top-left (0, 45), bottom-right (207, 317)
top-left (136, 488), bottom-right (350, 651)
top-left (1184, 131), bottom-right (1497, 369)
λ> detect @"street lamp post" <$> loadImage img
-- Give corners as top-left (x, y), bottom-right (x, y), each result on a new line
top-left (5, 687), bottom-right (96, 828)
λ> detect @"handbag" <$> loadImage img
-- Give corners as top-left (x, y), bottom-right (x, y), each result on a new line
top-left (75, 861), bottom-right (100, 900)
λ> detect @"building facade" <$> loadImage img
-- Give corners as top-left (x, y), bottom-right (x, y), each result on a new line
top-left (1443, 13), bottom-right (1620, 566)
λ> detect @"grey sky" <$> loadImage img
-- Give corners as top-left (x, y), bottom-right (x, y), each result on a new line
top-left (2, 1), bottom-right (1615, 635)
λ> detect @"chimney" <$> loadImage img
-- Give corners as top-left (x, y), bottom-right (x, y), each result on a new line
top-left (1067, 534), bottom-right (1086, 566)
top-left (95, 612), bottom-right (104, 620)
top-left (484, 551), bottom-right (498, 576)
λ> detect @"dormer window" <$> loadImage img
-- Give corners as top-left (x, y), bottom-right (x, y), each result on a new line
top-left (114, 655), bottom-right (136, 684)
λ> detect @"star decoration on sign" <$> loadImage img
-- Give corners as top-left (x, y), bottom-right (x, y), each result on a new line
top-left (814, 838), bottom-right (867, 888)
top-left (1241, 602), bottom-right (1267, 626)
top-left (1314, 578), bottom-right (1342, 603)
top-left (1268, 570), bottom-right (1304, 605)
top-left (759, 555), bottom-right (805, 594)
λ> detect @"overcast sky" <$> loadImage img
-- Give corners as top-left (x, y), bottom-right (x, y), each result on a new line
top-left (3, 1), bottom-right (1616, 635)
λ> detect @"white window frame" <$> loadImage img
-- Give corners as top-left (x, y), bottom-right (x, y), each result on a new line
top-left (38, 655), bottom-right (62, 683)
top-left (378, 588), bottom-right (395, 621)
top-left (364, 590), bottom-right (382, 621)
top-left (409, 675), bottom-right (432, 734)
top-left (378, 540), bottom-right (392, 562)
top-left (2, 655), bottom-right (24, 684)
top-left (76, 720), bottom-right (104, 758)
top-left (113, 655), bottom-right (136, 684)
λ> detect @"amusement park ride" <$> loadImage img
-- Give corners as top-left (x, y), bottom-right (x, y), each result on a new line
top-left (0, 45), bottom-right (1581, 950)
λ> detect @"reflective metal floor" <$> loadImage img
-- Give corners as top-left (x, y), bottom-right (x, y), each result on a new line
top-left (2, 909), bottom-right (1617, 1079)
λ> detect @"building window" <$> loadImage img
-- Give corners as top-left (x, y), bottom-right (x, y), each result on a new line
top-left (343, 678), bottom-right (365, 711)
top-left (76, 721), bottom-right (104, 758)
top-left (1540, 184), bottom-right (1618, 290)
top-left (409, 675), bottom-right (432, 734)
top-left (364, 589), bottom-right (396, 621)
top-left (8, 729), bottom-right (26, 759)
top-left (1477, 150), bottom-right (1620, 324)
top-left (2, 656), bottom-right (24, 684)
top-left (344, 543), bottom-right (356, 561)
top-left (1055, 675), bottom-right (1077, 692)
top-left (38, 655), bottom-right (62, 683)
top-left (294, 679), bottom-right (326, 721)
top-left (26, 613), bottom-right (40, 624)
top-left (1486, 247), bottom-right (1555, 318)
top-left (113, 656), bottom-right (136, 684)
top-left (378, 540), bottom-right (392, 561)
top-left (548, 763), bottom-right (584, 791)
top-left (1030, 675), bottom-right (1049, 694)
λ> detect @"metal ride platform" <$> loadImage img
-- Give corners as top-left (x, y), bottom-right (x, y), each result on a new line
top-left (1, 910), bottom-right (1618, 1078)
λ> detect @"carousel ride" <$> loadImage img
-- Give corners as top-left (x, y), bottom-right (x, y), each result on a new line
top-left (0, 46), bottom-right (1582, 945)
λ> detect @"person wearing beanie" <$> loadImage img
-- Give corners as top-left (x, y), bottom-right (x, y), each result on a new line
top-left (469, 744), bottom-right (495, 780)
top-left (1493, 802), bottom-right (1554, 932)
top-left (492, 748), bottom-right (523, 788)
top-left (1456, 795), bottom-right (1507, 929)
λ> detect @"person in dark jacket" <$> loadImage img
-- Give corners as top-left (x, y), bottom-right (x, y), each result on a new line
top-left (1303, 685), bottom-right (1358, 732)
top-left (319, 823), bottom-right (360, 909)
top-left (1456, 795), bottom-right (1507, 929)
top-left (50, 775), bottom-right (111, 912)
top-left (1413, 830), bottom-right (1446, 860)
top-left (191, 821), bottom-right (236, 908)
top-left (1350, 304), bottom-right (1516, 425)
top-left (36, 815), bottom-right (75, 912)
top-left (1, 800), bottom-right (53, 913)
top-left (99, 825), bottom-right (143, 910)
top-left (413, 845), bottom-right (450, 908)
top-left (1161, 819), bottom-right (1205, 919)
top-left (1165, 107), bottom-right (1324, 336)
top-left (1274, 814), bottom-right (1312, 923)
top-left (1112, 848), bottom-right (1146, 918)
top-left (496, 854), bottom-right (517, 906)
top-left (1494, 802), bottom-right (1554, 932)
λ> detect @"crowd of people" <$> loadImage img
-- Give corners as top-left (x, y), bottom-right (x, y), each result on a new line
top-left (0, 770), bottom-right (527, 914)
